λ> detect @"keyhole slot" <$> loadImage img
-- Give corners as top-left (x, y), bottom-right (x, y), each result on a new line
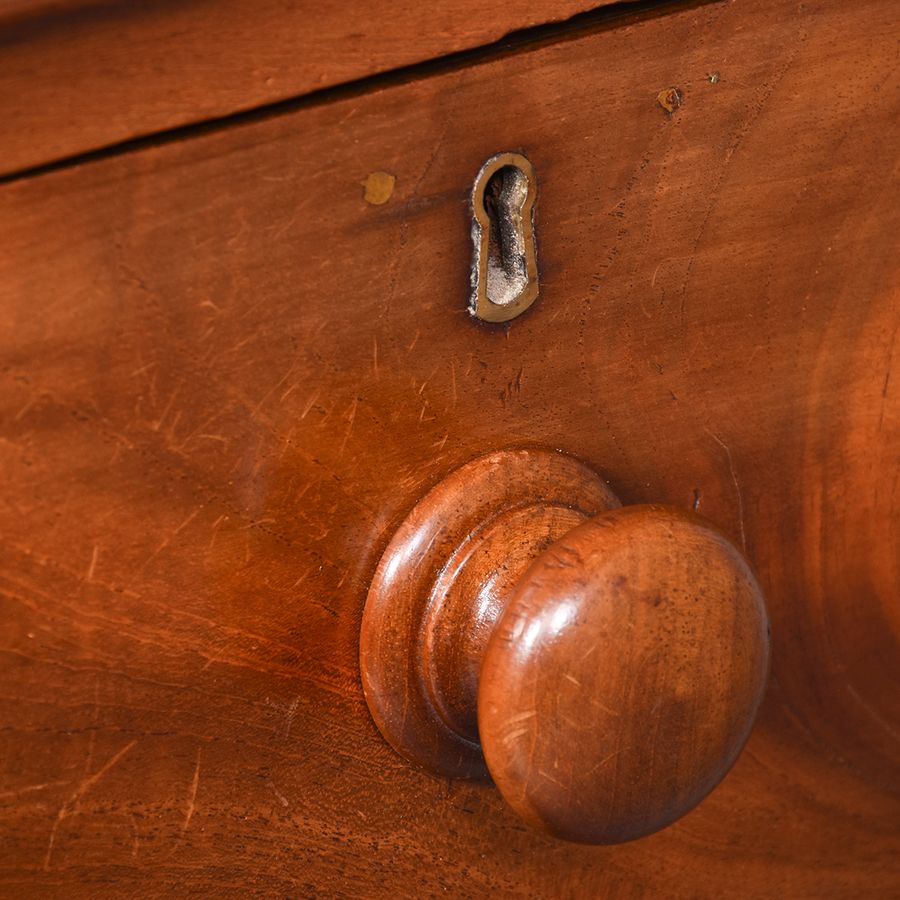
top-left (469, 152), bottom-right (539, 322)
top-left (483, 165), bottom-right (529, 305)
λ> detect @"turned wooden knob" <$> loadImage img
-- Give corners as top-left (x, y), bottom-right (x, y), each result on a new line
top-left (360, 449), bottom-right (770, 844)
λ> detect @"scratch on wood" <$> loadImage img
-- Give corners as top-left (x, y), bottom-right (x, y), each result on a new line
top-left (85, 545), bottom-right (99, 582)
top-left (589, 696), bottom-right (621, 717)
top-left (252, 362), bottom-right (298, 415)
top-left (183, 746), bottom-right (202, 832)
top-left (129, 360), bottom-right (157, 378)
top-left (277, 696), bottom-right (300, 740)
top-left (337, 396), bottom-right (359, 457)
top-left (0, 780), bottom-right (69, 801)
top-left (151, 384), bottom-right (181, 432)
top-left (300, 390), bottom-right (321, 420)
top-left (14, 395), bottom-right (37, 421)
top-left (845, 683), bottom-right (900, 741)
top-left (142, 507), bottom-right (202, 568)
top-left (44, 739), bottom-right (137, 870)
top-left (503, 726), bottom-right (532, 744)
top-left (416, 363), bottom-right (440, 398)
top-left (705, 428), bottom-right (746, 551)
top-left (267, 780), bottom-right (290, 808)
top-left (208, 513), bottom-right (227, 551)
top-left (587, 749), bottom-right (622, 775)
top-left (537, 768), bottom-right (568, 790)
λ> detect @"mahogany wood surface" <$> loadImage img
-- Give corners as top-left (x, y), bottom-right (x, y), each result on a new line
top-left (0, 0), bottom-right (629, 178)
top-left (1, 0), bottom-right (899, 895)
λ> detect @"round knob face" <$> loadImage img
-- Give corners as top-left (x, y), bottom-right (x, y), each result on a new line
top-left (478, 505), bottom-right (770, 844)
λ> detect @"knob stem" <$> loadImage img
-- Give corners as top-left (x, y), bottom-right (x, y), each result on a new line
top-left (421, 502), bottom-right (595, 745)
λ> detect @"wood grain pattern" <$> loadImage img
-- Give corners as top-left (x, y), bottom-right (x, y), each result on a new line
top-left (1, 0), bottom-right (898, 894)
top-left (0, 0), bottom-right (628, 178)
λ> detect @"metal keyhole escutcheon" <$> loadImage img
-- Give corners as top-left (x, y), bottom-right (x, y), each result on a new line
top-left (469, 152), bottom-right (539, 323)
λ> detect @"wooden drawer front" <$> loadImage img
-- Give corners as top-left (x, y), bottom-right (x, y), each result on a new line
top-left (0, 0), bottom-right (619, 176)
top-left (1, 0), bottom-right (898, 894)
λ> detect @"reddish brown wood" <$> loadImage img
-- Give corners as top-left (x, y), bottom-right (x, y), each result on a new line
top-left (0, 0), bottom-right (898, 893)
top-left (363, 449), bottom-right (769, 845)
top-left (0, 0), bottom-right (623, 177)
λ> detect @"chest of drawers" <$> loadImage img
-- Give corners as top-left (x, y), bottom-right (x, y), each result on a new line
top-left (1, 0), bottom-right (898, 895)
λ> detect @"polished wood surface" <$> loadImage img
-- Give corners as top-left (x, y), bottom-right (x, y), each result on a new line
top-left (481, 502), bottom-right (769, 845)
top-left (1, 0), bottom-right (898, 894)
top-left (363, 448), bottom-right (769, 844)
top-left (0, 0), bottom-right (623, 178)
